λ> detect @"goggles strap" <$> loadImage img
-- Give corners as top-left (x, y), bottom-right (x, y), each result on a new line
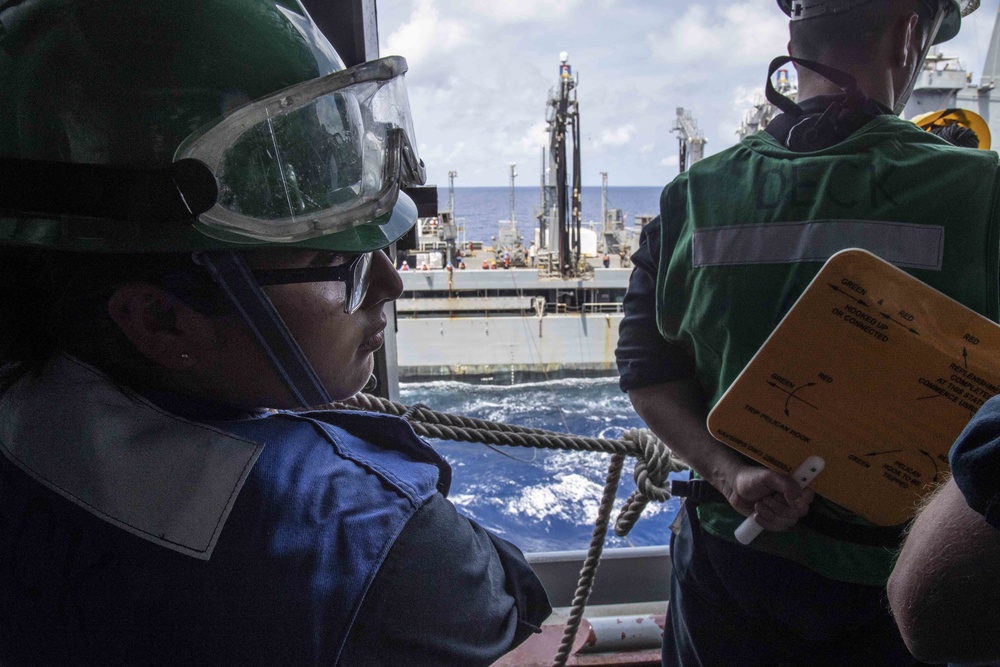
top-left (193, 249), bottom-right (332, 408)
top-left (0, 157), bottom-right (217, 222)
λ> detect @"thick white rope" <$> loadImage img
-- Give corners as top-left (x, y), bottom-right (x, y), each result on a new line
top-left (331, 393), bottom-right (689, 666)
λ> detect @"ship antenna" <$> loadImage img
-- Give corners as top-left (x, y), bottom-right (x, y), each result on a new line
top-left (600, 171), bottom-right (608, 245)
top-left (508, 161), bottom-right (517, 227)
top-left (447, 170), bottom-right (457, 215)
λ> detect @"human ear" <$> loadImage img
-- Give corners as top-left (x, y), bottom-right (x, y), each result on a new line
top-left (896, 13), bottom-right (922, 70)
top-left (106, 283), bottom-right (218, 370)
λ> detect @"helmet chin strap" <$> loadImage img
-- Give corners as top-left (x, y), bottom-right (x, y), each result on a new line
top-left (765, 55), bottom-right (868, 115)
top-left (764, 55), bottom-right (878, 150)
top-left (193, 249), bottom-right (333, 408)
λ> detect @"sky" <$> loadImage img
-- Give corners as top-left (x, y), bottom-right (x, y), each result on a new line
top-left (375, 0), bottom-right (1000, 187)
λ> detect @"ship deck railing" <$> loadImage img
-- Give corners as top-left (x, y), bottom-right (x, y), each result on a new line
top-left (581, 302), bottom-right (624, 314)
top-left (396, 296), bottom-right (624, 316)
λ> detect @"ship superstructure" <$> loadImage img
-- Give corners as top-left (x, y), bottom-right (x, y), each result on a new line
top-left (395, 53), bottom-right (655, 383)
top-left (902, 8), bottom-right (1000, 137)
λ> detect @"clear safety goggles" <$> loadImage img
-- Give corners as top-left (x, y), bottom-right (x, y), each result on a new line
top-left (176, 56), bottom-right (425, 243)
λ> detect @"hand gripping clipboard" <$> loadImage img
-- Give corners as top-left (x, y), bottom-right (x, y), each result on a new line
top-left (707, 248), bottom-right (1000, 526)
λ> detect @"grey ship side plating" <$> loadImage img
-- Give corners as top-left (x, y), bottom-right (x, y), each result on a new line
top-left (396, 262), bottom-right (629, 383)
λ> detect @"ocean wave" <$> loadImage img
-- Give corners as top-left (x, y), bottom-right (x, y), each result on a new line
top-left (502, 473), bottom-right (603, 523)
top-left (401, 375), bottom-right (620, 396)
top-left (402, 377), bottom-right (675, 549)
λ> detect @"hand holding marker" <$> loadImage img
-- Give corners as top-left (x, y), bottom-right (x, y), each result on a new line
top-left (734, 455), bottom-right (825, 545)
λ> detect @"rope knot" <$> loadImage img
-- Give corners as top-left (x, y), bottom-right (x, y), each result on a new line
top-left (613, 429), bottom-right (683, 537)
top-left (624, 428), bottom-right (674, 502)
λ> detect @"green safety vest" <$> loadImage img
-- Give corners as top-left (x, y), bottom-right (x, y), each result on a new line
top-left (656, 115), bottom-right (1000, 585)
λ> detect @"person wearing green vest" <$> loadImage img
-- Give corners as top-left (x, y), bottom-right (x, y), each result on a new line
top-left (616, 0), bottom-right (989, 665)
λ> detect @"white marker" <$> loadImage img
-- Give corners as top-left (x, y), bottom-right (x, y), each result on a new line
top-left (734, 455), bottom-right (825, 545)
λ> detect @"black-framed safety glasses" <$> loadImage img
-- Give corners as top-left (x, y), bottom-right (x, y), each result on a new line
top-left (251, 251), bottom-right (373, 314)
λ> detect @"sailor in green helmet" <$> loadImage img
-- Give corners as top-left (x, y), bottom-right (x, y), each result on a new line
top-left (616, 0), bottom-right (990, 665)
top-left (0, 1), bottom-right (550, 664)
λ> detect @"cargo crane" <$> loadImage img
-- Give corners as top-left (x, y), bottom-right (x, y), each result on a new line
top-left (540, 51), bottom-right (583, 278)
top-left (672, 107), bottom-right (706, 173)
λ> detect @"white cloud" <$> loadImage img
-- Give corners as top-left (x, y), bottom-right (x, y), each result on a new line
top-left (716, 83), bottom-right (767, 140)
top-left (730, 83), bottom-right (764, 112)
top-left (377, 0), bottom-right (1000, 185)
top-left (382, 0), bottom-right (470, 67)
top-left (647, 2), bottom-right (786, 67)
top-left (596, 123), bottom-right (637, 148)
top-left (519, 120), bottom-right (551, 153)
top-left (461, 0), bottom-right (585, 23)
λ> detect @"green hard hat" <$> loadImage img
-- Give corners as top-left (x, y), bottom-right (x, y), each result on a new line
top-left (0, 0), bottom-right (419, 253)
top-left (777, 0), bottom-right (978, 45)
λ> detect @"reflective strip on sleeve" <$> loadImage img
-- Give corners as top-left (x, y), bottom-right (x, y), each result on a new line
top-left (691, 220), bottom-right (944, 270)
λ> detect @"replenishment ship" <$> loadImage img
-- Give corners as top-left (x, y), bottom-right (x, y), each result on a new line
top-left (393, 54), bottom-right (672, 384)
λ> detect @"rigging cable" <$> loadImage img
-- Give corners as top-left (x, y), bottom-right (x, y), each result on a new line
top-left (330, 393), bottom-right (688, 667)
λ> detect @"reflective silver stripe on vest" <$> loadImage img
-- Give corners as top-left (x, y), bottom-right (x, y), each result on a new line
top-left (692, 220), bottom-right (944, 270)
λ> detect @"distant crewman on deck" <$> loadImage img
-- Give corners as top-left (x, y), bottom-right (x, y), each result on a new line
top-left (616, 1), bottom-right (992, 665)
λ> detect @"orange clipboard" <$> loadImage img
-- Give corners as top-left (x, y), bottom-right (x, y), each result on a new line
top-left (707, 248), bottom-right (1000, 525)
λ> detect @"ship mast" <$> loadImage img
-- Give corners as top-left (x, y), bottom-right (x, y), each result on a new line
top-left (447, 170), bottom-right (457, 215)
top-left (547, 51), bottom-right (583, 278)
top-left (981, 7), bottom-right (1000, 90)
top-left (446, 169), bottom-right (463, 250)
top-left (508, 162), bottom-right (517, 225)
top-left (538, 146), bottom-right (546, 249)
top-left (600, 171), bottom-right (608, 240)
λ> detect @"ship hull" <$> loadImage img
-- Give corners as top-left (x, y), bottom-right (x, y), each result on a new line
top-left (397, 312), bottom-right (622, 383)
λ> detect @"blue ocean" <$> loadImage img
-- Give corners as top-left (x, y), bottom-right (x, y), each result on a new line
top-left (400, 186), bottom-right (679, 553)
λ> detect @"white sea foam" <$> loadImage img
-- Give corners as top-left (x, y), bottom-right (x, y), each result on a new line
top-left (503, 473), bottom-right (604, 524)
top-left (400, 376), bottom-right (675, 548)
